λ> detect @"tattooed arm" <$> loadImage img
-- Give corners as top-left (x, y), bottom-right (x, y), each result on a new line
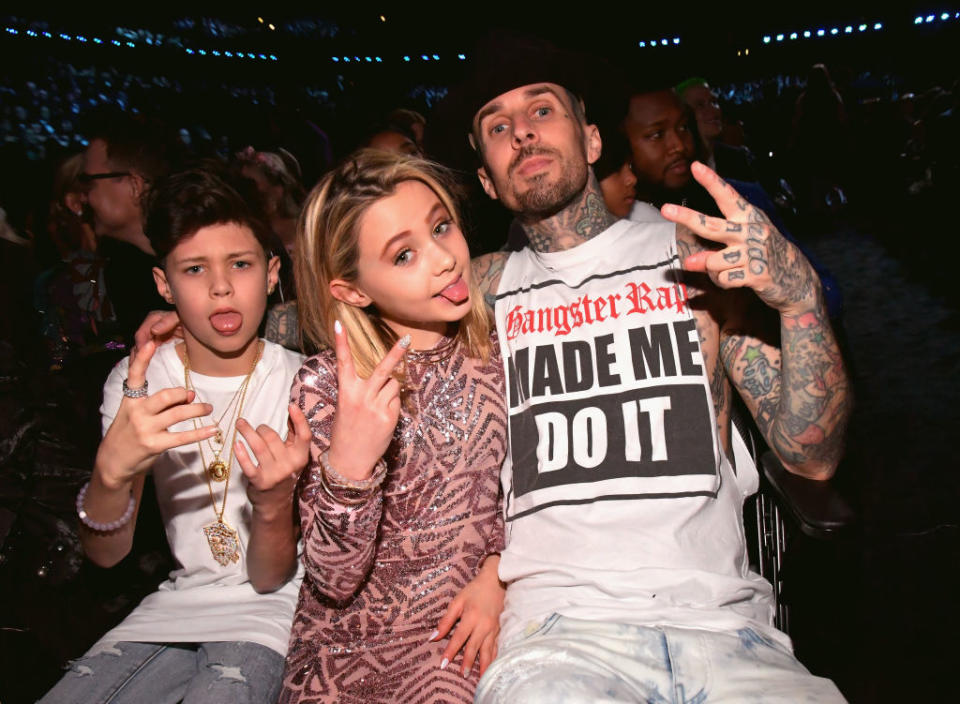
top-left (265, 300), bottom-right (302, 351)
top-left (471, 252), bottom-right (510, 310)
top-left (668, 163), bottom-right (851, 479)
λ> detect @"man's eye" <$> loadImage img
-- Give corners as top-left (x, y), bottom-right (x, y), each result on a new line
top-left (534, 106), bottom-right (551, 118)
top-left (394, 248), bottom-right (413, 265)
top-left (490, 123), bottom-right (507, 136)
top-left (647, 131), bottom-right (662, 140)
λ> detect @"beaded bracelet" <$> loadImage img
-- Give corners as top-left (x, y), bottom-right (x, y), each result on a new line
top-left (76, 481), bottom-right (136, 532)
top-left (318, 451), bottom-right (388, 505)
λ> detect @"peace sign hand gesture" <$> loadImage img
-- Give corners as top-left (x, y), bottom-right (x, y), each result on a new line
top-left (661, 161), bottom-right (820, 315)
top-left (96, 340), bottom-right (217, 490)
top-left (325, 321), bottom-right (411, 481)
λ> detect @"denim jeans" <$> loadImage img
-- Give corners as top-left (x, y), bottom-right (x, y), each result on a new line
top-left (474, 615), bottom-right (846, 703)
top-left (39, 640), bottom-right (284, 704)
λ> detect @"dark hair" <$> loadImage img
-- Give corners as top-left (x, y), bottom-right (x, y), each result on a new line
top-left (145, 160), bottom-right (275, 264)
top-left (85, 110), bottom-right (175, 185)
top-left (593, 128), bottom-right (632, 182)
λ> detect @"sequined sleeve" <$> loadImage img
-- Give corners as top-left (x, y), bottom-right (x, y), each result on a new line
top-left (290, 353), bottom-right (385, 604)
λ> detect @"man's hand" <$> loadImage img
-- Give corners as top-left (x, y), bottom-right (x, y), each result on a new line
top-left (325, 321), bottom-right (409, 480)
top-left (236, 404), bottom-right (312, 519)
top-left (661, 161), bottom-right (820, 316)
top-left (96, 340), bottom-right (215, 489)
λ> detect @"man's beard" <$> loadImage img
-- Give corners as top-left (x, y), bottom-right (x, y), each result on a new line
top-left (508, 147), bottom-right (588, 217)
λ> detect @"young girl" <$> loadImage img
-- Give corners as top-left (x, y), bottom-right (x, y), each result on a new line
top-left (41, 164), bottom-right (310, 703)
top-left (280, 150), bottom-right (508, 703)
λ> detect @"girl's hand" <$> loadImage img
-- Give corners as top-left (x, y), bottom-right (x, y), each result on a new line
top-left (326, 320), bottom-right (410, 480)
top-left (433, 556), bottom-right (506, 678)
top-left (236, 404), bottom-right (312, 519)
top-left (96, 340), bottom-right (216, 490)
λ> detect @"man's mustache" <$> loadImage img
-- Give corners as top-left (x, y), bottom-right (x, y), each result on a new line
top-left (509, 146), bottom-right (560, 175)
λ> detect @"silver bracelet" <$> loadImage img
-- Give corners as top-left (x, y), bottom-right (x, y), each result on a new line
top-left (76, 481), bottom-right (136, 532)
top-left (122, 379), bottom-right (149, 398)
top-left (318, 451), bottom-right (388, 505)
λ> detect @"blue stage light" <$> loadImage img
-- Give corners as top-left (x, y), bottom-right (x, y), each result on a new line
top-left (199, 49), bottom-right (207, 55)
top-left (365, 56), bottom-right (372, 62)
top-left (660, 38), bottom-right (667, 45)
top-left (111, 39), bottom-right (121, 46)
top-left (874, 23), bottom-right (882, 29)
top-left (403, 55), bottom-right (410, 61)
top-left (212, 50), bottom-right (221, 56)
top-left (941, 13), bottom-right (949, 20)
top-left (354, 56), bottom-right (360, 62)
top-left (803, 30), bottom-right (811, 38)
top-left (858, 24), bottom-right (867, 31)
top-left (269, 54), bottom-right (277, 61)
top-left (43, 31), bottom-right (52, 38)
top-left (224, 50), bottom-right (233, 57)
top-left (93, 37), bottom-right (102, 43)
top-left (421, 54), bottom-right (429, 60)
top-left (638, 41), bottom-right (646, 47)
top-left (789, 32), bottom-right (797, 40)
top-left (432, 54), bottom-right (439, 60)
top-left (186, 48), bottom-right (194, 54)
top-left (77, 35), bottom-right (87, 42)
top-left (775, 34), bottom-right (784, 41)
top-left (830, 28), bottom-right (838, 35)
top-left (844, 26), bottom-right (852, 33)
top-left (673, 37), bottom-right (680, 44)
top-left (258, 53), bottom-right (266, 59)
top-left (376, 56), bottom-right (382, 62)
top-left (926, 15), bottom-right (934, 23)
top-left (763, 35), bottom-right (771, 43)
top-left (332, 56), bottom-right (339, 62)
top-left (60, 33), bottom-right (71, 40)
top-left (457, 54), bottom-right (465, 59)
top-left (27, 30), bottom-right (37, 37)
top-left (247, 52), bottom-right (255, 59)
top-left (914, 16), bottom-right (923, 24)
top-left (126, 41), bottom-right (134, 47)
top-left (5, 27), bottom-right (17, 35)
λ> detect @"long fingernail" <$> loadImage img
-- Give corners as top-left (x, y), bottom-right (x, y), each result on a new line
top-left (462, 667), bottom-right (470, 678)
top-left (334, 319), bottom-right (342, 334)
top-left (399, 334), bottom-right (411, 349)
top-left (427, 629), bottom-right (439, 642)
top-left (440, 658), bottom-right (448, 670)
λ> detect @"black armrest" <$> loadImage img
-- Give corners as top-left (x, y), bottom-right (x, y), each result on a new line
top-left (759, 451), bottom-right (855, 540)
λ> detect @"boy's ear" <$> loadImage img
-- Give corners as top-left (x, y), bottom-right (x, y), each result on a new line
top-left (329, 278), bottom-right (372, 308)
top-left (266, 254), bottom-right (280, 295)
top-left (152, 266), bottom-right (175, 305)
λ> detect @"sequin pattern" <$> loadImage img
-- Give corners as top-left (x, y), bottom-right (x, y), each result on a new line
top-left (280, 333), bottom-right (507, 704)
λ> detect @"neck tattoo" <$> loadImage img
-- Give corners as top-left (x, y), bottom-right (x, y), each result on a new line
top-left (521, 173), bottom-right (618, 253)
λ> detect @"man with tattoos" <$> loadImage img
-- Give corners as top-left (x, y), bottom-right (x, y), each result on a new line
top-left (459, 39), bottom-right (850, 702)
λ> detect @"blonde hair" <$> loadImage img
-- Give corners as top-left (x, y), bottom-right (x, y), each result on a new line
top-left (295, 149), bottom-right (491, 378)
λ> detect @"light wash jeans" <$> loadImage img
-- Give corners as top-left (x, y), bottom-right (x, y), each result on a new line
top-left (38, 640), bottom-right (284, 704)
top-left (475, 615), bottom-right (846, 703)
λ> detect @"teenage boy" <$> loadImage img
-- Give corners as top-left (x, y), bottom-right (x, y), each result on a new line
top-left (41, 164), bottom-right (310, 704)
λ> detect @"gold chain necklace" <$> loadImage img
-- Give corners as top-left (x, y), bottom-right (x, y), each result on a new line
top-left (183, 341), bottom-right (263, 566)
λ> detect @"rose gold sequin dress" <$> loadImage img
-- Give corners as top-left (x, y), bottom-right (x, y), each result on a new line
top-left (280, 334), bottom-right (507, 704)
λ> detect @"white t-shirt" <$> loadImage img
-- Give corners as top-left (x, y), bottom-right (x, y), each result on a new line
top-left (94, 339), bottom-right (304, 656)
top-left (493, 219), bottom-right (783, 648)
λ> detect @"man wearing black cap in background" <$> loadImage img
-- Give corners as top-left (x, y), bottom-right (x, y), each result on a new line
top-left (459, 37), bottom-right (850, 702)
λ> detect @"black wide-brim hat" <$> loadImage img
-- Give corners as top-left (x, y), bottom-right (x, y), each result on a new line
top-left (426, 32), bottom-right (593, 174)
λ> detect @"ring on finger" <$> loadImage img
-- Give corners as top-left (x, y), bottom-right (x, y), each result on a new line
top-left (122, 379), bottom-right (149, 398)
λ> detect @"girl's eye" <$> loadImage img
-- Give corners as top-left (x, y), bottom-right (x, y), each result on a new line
top-left (433, 220), bottom-right (452, 236)
top-left (394, 248), bottom-right (413, 266)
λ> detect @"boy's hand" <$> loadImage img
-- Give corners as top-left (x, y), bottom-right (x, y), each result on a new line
top-left (236, 404), bottom-right (312, 518)
top-left (133, 310), bottom-right (183, 355)
top-left (96, 340), bottom-right (216, 489)
top-left (326, 321), bottom-right (409, 481)
top-left (433, 557), bottom-right (505, 678)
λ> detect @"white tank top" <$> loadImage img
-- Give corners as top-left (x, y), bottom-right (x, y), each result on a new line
top-left (493, 219), bottom-right (785, 648)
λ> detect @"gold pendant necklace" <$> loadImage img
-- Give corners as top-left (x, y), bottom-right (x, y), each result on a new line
top-left (183, 341), bottom-right (263, 565)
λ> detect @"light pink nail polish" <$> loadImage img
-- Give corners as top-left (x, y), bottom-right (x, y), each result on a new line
top-left (334, 319), bottom-right (342, 334)
top-left (440, 658), bottom-right (448, 670)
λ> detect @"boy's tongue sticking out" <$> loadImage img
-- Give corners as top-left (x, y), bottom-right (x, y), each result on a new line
top-left (210, 310), bottom-right (242, 333)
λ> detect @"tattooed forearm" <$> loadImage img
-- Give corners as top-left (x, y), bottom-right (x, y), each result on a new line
top-left (724, 292), bottom-right (850, 478)
top-left (521, 172), bottom-right (618, 253)
top-left (265, 301), bottom-right (301, 351)
top-left (471, 252), bottom-right (509, 309)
